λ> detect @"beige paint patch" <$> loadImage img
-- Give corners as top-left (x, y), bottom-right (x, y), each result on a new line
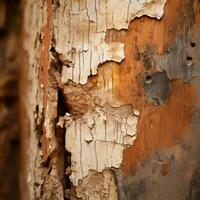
top-left (54, 0), bottom-right (167, 84)
top-left (64, 105), bottom-right (139, 186)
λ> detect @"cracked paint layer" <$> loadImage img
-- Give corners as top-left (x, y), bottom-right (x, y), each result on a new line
top-left (53, 0), bottom-right (167, 84)
top-left (21, 0), bottom-right (200, 198)
top-left (65, 105), bottom-right (139, 186)
top-left (52, 0), bottom-right (166, 188)
top-left (43, 58), bottom-right (140, 190)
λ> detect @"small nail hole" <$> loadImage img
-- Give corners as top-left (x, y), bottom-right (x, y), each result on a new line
top-left (190, 42), bottom-right (196, 47)
top-left (145, 75), bottom-right (152, 84)
top-left (146, 75), bottom-right (151, 80)
top-left (186, 56), bottom-right (193, 61)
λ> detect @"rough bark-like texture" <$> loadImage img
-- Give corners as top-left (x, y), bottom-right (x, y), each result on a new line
top-left (20, 0), bottom-right (200, 199)
top-left (0, 0), bottom-right (20, 199)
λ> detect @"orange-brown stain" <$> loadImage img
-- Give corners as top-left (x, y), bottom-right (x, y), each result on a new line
top-left (122, 81), bottom-right (197, 173)
top-left (89, 0), bottom-right (199, 175)
top-left (40, 0), bottom-right (53, 109)
top-left (35, 0), bottom-right (199, 175)
top-left (119, 0), bottom-right (199, 174)
top-left (39, 0), bottom-right (53, 159)
top-left (115, 0), bottom-right (195, 107)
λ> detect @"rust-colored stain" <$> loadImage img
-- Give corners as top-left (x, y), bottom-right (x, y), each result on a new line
top-left (88, 0), bottom-right (198, 174)
top-left (122, 81), bottom-right (196, 173)
top-left (119, 0), bottom-right (198, 174)
top-left (115, 0), bottom-right (194, 106)
top-left (31, 0), bottom-right (199, 177)
top-left (39, 0), bottom-right (53, 160)
top-left (40, 0), bottom-right (53, 109)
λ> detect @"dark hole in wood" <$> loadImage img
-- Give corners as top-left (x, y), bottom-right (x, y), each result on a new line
top-left (190, 42), bottom-right (196, 47)
top-left (146, 75), bottom-right (151, 80)
top-left (57, 88), bottom-right (72, 200)
top-left (57, 88), bottom-right (69, 116)
top-left (145, 75), bottom-right (152, 84)
top-left (186, 56), bottom-right (193, 61)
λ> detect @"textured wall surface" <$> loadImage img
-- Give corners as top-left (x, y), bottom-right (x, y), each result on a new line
top-left (21, 0), bottom-right (200, 199)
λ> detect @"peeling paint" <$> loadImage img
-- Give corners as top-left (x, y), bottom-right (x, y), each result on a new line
top-left (20, 0), bottom-right (200, 200)
top-left (65, 104), bottom-right (139, 186)
top-left (22, 0), bottom-right (200, 199)
top-left (54, 0), bottom-right (167, 84)
top-left (52, 0), bottom-right (166, 190)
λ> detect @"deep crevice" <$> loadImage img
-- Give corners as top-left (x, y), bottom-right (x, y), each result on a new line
top-left (186, 56), bottom-right (193, 61)
top-left (190, 42), bottom-right (196, 47)
top-left (56, 88), bottom-right (72, 200)
top-left (57, 88), bottom-right (69, 116)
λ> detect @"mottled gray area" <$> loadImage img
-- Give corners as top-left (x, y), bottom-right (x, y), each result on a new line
top-left (156, 38), bottom-right (199, 82)
top-left (143, 72), bottom-right (171, 106)
top-left (115, 124), bottom-right (200, 200)
top-left (116, 3), bottom-right (200, 200)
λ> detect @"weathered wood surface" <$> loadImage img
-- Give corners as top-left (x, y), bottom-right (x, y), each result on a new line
top-left (21, 0), bottom-right (200, 199)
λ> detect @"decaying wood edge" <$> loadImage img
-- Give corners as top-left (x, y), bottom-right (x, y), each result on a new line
top-left (20, 0), bottom-right (200, 199)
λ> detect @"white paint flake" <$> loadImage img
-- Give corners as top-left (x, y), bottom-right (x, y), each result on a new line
top-left (54, 0), bottom-right (167, 84)
top-left (65, 106), bottom-right (139, 186)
